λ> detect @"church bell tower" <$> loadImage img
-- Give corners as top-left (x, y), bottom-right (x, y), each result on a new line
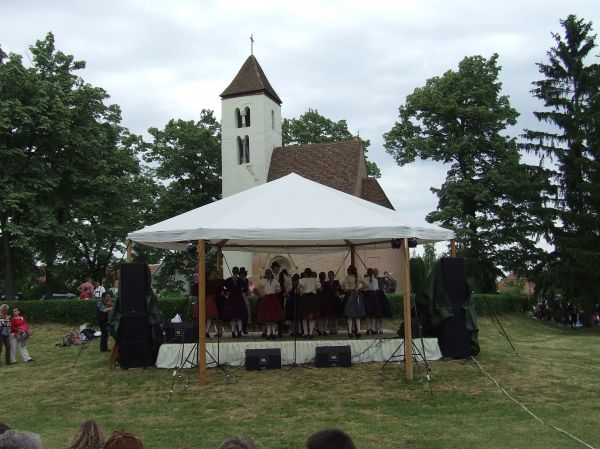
top-left (220, 55), bottom-right (282, 198)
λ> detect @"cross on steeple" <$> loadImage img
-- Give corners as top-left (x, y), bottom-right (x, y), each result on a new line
top-left (250, 34), bottom-right (254, 55)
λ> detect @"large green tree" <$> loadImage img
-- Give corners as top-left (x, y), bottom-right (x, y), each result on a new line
top-left (523, 15), bottom-right (600, 316)
top-left (140, 110), bottom-right (222, 292)
top-left (283, 108), bottom-right (381, 178)
top-left (0, 33), bottom-right (155, 298)
top-left (384, 54), bottom-right (550, 292)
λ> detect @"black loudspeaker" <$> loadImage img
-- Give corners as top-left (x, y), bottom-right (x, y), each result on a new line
top-left (315, 346), bottom-right (352, 368)
top-left (118, 315), bottom-right (154, 368)
top-left (120, 263), bottom-right (149, 315)
top-left (245, 348), bottom-right (281, 370)
top-left (164, 322), bottom-right (199, 343)
top-left (437, 257), bottom-right (471, 358)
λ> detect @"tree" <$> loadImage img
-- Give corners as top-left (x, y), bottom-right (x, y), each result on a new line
top-left (283, 109), bottom-right (381, 178)
top-left (422, 243), bottom-right (437, 277)
top-left (384, 54), bottom-right (550, 292)
top-left (0, 33), bottom-right (155, 298)
top-left (523, 15), bottom-right (600, 318)
top-left (141, 110), bottom-right (222, 292)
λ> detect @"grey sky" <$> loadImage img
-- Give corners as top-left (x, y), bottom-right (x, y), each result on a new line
top-left (2, 0), bottom-right (598, 231)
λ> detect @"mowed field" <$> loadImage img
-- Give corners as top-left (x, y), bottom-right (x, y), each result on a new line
top-left (3, 315), bottom-right (599, 449)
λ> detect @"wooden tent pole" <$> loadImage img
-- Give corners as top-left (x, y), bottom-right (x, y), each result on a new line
top-left (197, 240), bottom-right (207, 385)
top-left (126, 241), bottom-right (132, 263)
top-left (350, 246), bottom-right (356, 268)
top-left (450, 239), bottom-right (457, 257)
top-left (402, 238), bottom-right (414, 380)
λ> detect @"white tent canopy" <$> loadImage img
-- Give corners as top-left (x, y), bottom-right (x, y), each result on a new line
top-left (127, 173), bottom-right (454, 252)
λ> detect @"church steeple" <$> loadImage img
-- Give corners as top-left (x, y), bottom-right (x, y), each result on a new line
top-left (220, 55), bottom-right (282, 105)
top-left (220, 55), bottom-right (282, 198)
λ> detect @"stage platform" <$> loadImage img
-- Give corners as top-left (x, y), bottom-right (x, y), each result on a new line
top-left (156, 332), bottom-right (442, 369)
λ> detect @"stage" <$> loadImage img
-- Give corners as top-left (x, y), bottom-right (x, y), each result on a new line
top-left (155, 332), bottom-right (442, 368)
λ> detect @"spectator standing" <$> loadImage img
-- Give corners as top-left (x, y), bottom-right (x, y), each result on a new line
top-left (9, 307), bottom-right (32, 363)
top-left (97, 293), bottom-right (113, 352)
top-left (78, 277), bottom-right (94, 299)
top-left (383, 271), bottom-right (397, 294)
top-left (0, 304), bottom-right (13, 366)
top-left (93, 281), bottom-right (106, 299)
top-left (68, 420), bottom-right (105, 449)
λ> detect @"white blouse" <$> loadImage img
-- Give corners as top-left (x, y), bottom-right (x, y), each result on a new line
top-left (298, 277), bottom-right (321, 294)
top-left (258, 278), bottom-right (281, 296)
top-left (363, 276), bottom-right (378, 291)
top-left (343, 275), bottom-right (365, 291)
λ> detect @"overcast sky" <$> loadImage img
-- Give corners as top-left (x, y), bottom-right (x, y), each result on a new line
top-left (2, 1), bottom-right (599, 233)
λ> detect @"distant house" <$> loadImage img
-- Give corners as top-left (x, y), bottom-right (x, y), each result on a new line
top-left (497, 273), bottom-right (534, 296)
top-left (149, 263), bottom-right (190, 295)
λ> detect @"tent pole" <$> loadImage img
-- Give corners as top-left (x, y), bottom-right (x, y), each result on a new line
top-left (402, 238), bottom-right (413, 381)
top-left (350, 246), bottom-right (356, 268)
top-left (197, 240), bottom-right (207, 385)
top-left (450, 239), bottom-right (457, 257)
top-left (126, 241), bottom-right (132, 263)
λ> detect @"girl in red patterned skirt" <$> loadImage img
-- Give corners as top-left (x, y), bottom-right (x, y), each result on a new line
top-left (256, 269), bottom-right (285, 339)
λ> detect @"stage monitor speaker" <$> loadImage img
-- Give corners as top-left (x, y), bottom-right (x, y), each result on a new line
top-left (164, 322), bottom-right (198, 343)
top-left (440, 257), bottom-right (467, 310)
top-left (315, 345), bottom-right (352, 368)
top-left (120, 263), bottom-right (149, 315)
top-left (245, 348), bottom-right (281, 371)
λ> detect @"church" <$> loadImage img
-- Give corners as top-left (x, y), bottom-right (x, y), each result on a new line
top-left (219, 54), bottom-right (404, 289)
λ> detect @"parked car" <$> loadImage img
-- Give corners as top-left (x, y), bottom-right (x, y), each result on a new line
top-left (1, 293), bottom-right (22, 301)
top-left (40, 293), bottom-right (77, 300)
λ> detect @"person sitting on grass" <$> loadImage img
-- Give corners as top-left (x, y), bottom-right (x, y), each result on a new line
top-left (104, 431), bottom-right (144, 449)
top-left (306, 429), bottom-right (356, 449)
top-left (68, 420), bottom-right (105, 449)
top-left (0, 430), bottom-right (43, 449)
top-left (217, 436), bottom-right (256, 449)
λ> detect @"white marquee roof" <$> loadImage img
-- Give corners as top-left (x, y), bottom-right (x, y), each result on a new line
top-left (127, 173), bottom-right (454, 253)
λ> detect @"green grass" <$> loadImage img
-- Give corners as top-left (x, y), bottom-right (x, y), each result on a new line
top-left (3, 316), bottom-right (599, 449)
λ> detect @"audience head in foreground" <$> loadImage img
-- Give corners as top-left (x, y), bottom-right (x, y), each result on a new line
top-left (104, 432), bottom-right (144, 449)
top-left (0, 430), bottom-right (43, 449)
top-left (217, 436), bottom-right (257, 449)
top-left (307, 429), bottom-right (356, 449)
top-left (68, 420), bottom-right (105, 449)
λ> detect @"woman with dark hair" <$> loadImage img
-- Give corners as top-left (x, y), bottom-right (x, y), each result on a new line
top-left (298, 268), bottom-right (321, 338)
top-left (363, 268), bottom-right (382, 335)
top-left (317, 271), bottom-right (336, 335)
top-left (256, 269), bottom-right (284, 339)
top-left (104, 431), bottom-right (144, 449)
top-left (68, 420), bottom-right (105, 449)
top-left (10, 307), bottom-right (32, 363)
top-left (285, 274), bottom-right (302, 336)
top-left (222, 267), bottom-right (248, 338)
top-left (192, 270), bottom-right (222, 338)
top-left (342, 265), bottom-right (366, 338)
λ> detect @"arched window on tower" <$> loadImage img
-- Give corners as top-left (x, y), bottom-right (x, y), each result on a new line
top-left (244, 107), bottom-right (251, 127)
top-left (237, 136), bottom-right (244, 164)
top-left (271, 110), bottom-right (275, 130)
top-left (236, 108), bottom-right (242, 128)
top-left (243, 136), bottom-right (250, 163)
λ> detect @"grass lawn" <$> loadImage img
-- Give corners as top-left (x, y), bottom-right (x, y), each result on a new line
top-left (3, 315), bottom-right (599, 449)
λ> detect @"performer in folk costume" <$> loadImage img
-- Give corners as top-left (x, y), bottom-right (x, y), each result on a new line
top-left (285, 274), bottom-right (302, 336)
top-left (270, 262), bottom-right (290, 337)
top-left (222, 266), bottom-right (248, 338)
top-left (239, 267), bottom-right (251, 335)
top-left (192, 271), bottom-right (222, 338)
top-left (343, 265), bottom-right (366, 338)
top-left (363, 268), bottom-right (383, 335)
top-left (298, 268), bottom-right (321, 338)
top-left (373, 268), bottom-right (392, 334)
top-left (256, 269), bottom-right (285, 340)
top-left (317, 271), bottom-right (336, 335)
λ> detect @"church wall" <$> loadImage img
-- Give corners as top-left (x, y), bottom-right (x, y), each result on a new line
top-left (221, 95), bottom-right (282, 198)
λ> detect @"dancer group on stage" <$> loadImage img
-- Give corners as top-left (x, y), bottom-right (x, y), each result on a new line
top-left (192, 262), bottom-right (392, 339)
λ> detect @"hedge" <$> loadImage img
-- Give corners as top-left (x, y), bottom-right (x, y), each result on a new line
top-left (4, 292), bottom-right (526, 324)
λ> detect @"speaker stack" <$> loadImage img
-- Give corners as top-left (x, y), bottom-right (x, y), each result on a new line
top-left (118, 263), bottom-right (157, 368)
top-left (436, 257), bottom-right (472, 358)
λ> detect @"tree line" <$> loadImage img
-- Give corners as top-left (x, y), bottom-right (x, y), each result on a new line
top-left (1, 16), bottom-right (598, 321)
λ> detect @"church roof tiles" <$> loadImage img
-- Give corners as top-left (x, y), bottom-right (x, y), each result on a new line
top-left (220, 55), bottom-right (282, 105)
top-left (267, 140), bottom-right (394, 210)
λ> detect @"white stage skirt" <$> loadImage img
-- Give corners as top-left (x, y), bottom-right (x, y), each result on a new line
top-left (156, 338), bottom-right (442, 369)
